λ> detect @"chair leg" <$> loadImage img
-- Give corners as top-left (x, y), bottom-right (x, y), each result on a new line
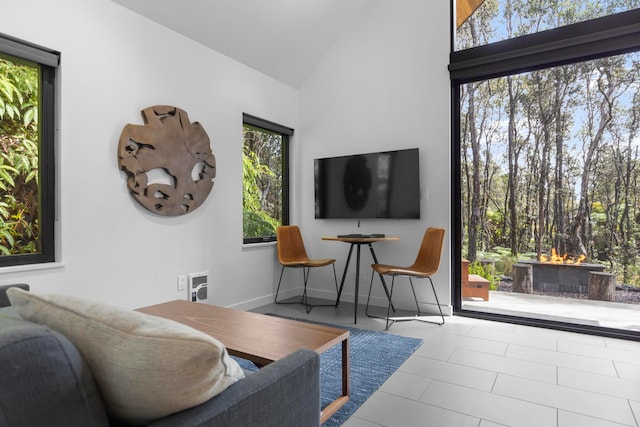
top-left (276, 265), bottom-right (337, 313)
top-left (274, 266), bottom-right (288, 304)
top-left (382, 276), bottom-right (445, 328)
top-left (401, 276), bottom-right (445, 326)
top-left (366, 270), bottom-right (397, 319)
top-left (302, 267), bottom-right (312, 313)
top-left (275, 266), bottom-right (310, 308)
top-left (425, 276), bottom-right (445, 325)
top-left (365, 269), bottom-right (375, 316)
top-left (408, 277), bottom-right (421, 316)
top-left (385, 277), bottom-right (395, 330)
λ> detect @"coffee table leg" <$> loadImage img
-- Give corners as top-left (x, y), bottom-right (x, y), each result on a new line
top-left (319, 336), bottom-right (350, 424)
top-left (342, 337), bottom-right (350, 397)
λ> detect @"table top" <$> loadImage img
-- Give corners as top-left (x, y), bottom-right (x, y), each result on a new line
top-left (322, 235), bottom-right (399, 243)
top-left (136, 300), bottom-right (349, 366)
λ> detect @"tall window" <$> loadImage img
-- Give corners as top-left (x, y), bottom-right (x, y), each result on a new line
top-left (451, 3), bottom-right (640, 336)
top-left (0, 34), bottom-right (57, 266)
top-left (242, 114), bottom-right (291, 244)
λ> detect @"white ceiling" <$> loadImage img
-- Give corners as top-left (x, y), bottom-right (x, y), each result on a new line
top-left (112, 0), bottom-right (375, 88)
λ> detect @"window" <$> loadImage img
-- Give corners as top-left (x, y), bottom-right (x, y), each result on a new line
top-left (242, 114), bottom-right (292, 244)
top-left (450, 3), bottom-right (640, 336)
top-left (0, 34), bottom-right (57, 266)
top-left (455, 0), bottom-right (640, 51)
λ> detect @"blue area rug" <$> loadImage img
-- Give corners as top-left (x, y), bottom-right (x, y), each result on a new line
top-left (233, 316), bottom-right (423, 426)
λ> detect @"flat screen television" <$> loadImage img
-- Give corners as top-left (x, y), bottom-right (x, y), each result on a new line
top-left (314, 148), bottom-right (420, 219)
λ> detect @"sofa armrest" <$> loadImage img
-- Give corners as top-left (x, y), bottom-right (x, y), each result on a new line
top-left (0, 311), bottom-right (109, 427)
top-left (147, 349), bottom-right (320, 427)
top-left (0, 284), bottom-right (29, 308)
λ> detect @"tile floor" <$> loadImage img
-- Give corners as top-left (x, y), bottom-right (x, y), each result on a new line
top-left (252, 300), bottom-right (640, 427)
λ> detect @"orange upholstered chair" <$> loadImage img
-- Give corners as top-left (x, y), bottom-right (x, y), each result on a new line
top-left (366, 227), bottom-right (446, 329)
top-left (275, 225), bottom-right (338, 313)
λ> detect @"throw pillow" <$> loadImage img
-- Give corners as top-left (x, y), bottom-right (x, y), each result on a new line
top-left (7, 288), bottom-right (244, 425)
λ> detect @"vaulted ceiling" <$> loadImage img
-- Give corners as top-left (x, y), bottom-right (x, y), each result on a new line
top-left (112, 0), bottom-right (375, 88)
top-left (111, 0), bottom-right (483, 88)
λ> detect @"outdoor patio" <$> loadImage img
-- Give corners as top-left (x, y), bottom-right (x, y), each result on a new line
top-left (463, 290), bottom-right (640, 332)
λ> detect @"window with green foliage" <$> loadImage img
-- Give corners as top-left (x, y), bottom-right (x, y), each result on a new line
top-left (242, 114), bottom-right (291, 244)
top-left (0, 35), bottom-right (57, 266)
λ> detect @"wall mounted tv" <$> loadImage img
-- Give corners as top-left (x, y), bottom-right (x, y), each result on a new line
top-left (314, 148), bottom-right (420, 219)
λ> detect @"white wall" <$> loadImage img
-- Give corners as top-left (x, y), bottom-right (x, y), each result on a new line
top-left (296, 0), bottom-right (452, 314)
top-left (2, 0), bottom-right (299, 309)
top-left (1, 0), bottom-right (451, 314)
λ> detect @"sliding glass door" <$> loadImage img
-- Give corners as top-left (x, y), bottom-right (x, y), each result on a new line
top-left (451, 1), bottom-right (640, 339)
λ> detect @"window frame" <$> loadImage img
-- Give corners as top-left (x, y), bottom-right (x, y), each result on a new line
top-left (242, 113), bottom-right (292, 245)
top-left (0, 33), bottom-right (58, 267)
top-left (450, 7), bottom-right (640, 339)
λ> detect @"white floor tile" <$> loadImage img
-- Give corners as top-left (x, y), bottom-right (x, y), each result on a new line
top-left (379, 370), bottom-right (432, 400)
top-left (419, 329), bottom-right (509, 356)
top-left (449, 348), bottom-right (557, 383)
top-left (467, 327), bottom-right (558, 351)
top-left (480, 421), bottom-right (510, 427)
top-left (628, 400), bottom-right (640, 425)
top-left (492, 374), bottom-right (636, 425)
top-left (400, 354), bottom-right (497, 391)
top-left (604, 336), bottom-right (640, 351)
top-left (354, 391), bottom-right (480, 427)
top-left (510, 325), bottom-right (607, 348)
top-left (341, 416), bottom-right (385, 427)
top-left (557, 340), bottom-right (640, 365)
top-left (506, 343), bottom-right (618, 376)
top-left (412, 341), bottom-right (456, 360)
top-left (616, 361), bottom-right (640, 381)
top-left (558, 367), bottom-right (640, 400)
top-left (559, 410), bottom-right (637, 427)
top-left (421, 380), bottom-right (557, 427)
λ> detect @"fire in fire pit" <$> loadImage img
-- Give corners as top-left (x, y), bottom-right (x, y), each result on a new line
top-left (539, 248), bottom-right (586, 265)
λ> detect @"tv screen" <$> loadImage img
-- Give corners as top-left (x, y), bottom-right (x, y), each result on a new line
top-left (314, 148), bottom-right (420, 219)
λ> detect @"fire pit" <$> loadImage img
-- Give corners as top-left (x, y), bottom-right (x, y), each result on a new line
top-left (519, 251), bottom-right (605, 294)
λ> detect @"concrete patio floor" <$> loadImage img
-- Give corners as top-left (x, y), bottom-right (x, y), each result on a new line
top-left (463, 291), bottom-right (640, 332)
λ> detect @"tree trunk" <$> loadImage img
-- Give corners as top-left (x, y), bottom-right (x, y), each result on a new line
top-left (507, 75), bottom-right (519, 256)
top-left (553, 75), bottom-right (566, 254)
top-left (467, 82), bottom-right (481, 262)
top-left (588, 272), bottom-right (615, 302)
top-left (512, 263), bottom-right (533, 294)
top-left (572, 66), bottom-right (615, 256)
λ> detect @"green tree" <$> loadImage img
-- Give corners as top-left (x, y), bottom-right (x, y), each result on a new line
top-left (242, 125), bottom-right (283, 239)
top-left (0, 56), bottom-right (40, 255)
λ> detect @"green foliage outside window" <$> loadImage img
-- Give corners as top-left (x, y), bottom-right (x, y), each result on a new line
top-left (0, 56), bottom-right (40, 255)
top-left (468, 261), bottom-right (498, 290)
top-left (242, 124), bottom-right (284, 241)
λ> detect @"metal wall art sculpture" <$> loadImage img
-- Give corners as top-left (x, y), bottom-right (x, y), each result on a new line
top-left (118, 105), bottom-right (216, 216)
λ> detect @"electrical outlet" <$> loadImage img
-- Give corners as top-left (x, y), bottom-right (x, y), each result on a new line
top-left (421, 188), bottom-right (429, 200)
top-left (177, 275), bottom-right (187, 291)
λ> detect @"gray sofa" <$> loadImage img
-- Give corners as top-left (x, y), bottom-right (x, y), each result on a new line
top-left (0, 287), bottom-right (320, 427)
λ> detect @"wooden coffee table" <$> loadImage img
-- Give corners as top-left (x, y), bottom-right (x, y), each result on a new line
top-left (136, 300), bottom-right (350, 423)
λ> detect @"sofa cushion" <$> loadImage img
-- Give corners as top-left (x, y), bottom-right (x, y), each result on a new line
top-left (0, 308), bottom-right (110, 426)
top-left (7, 288), bottom-right (244, 425)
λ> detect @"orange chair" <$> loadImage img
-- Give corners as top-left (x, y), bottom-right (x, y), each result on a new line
top-left (275, 225), bottom-right (338, 313)
top-left (366, 227), bottom-right (446, 329)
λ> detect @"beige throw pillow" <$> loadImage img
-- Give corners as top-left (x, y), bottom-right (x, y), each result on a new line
top-left (7, 288), bottom-right (244, 425)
